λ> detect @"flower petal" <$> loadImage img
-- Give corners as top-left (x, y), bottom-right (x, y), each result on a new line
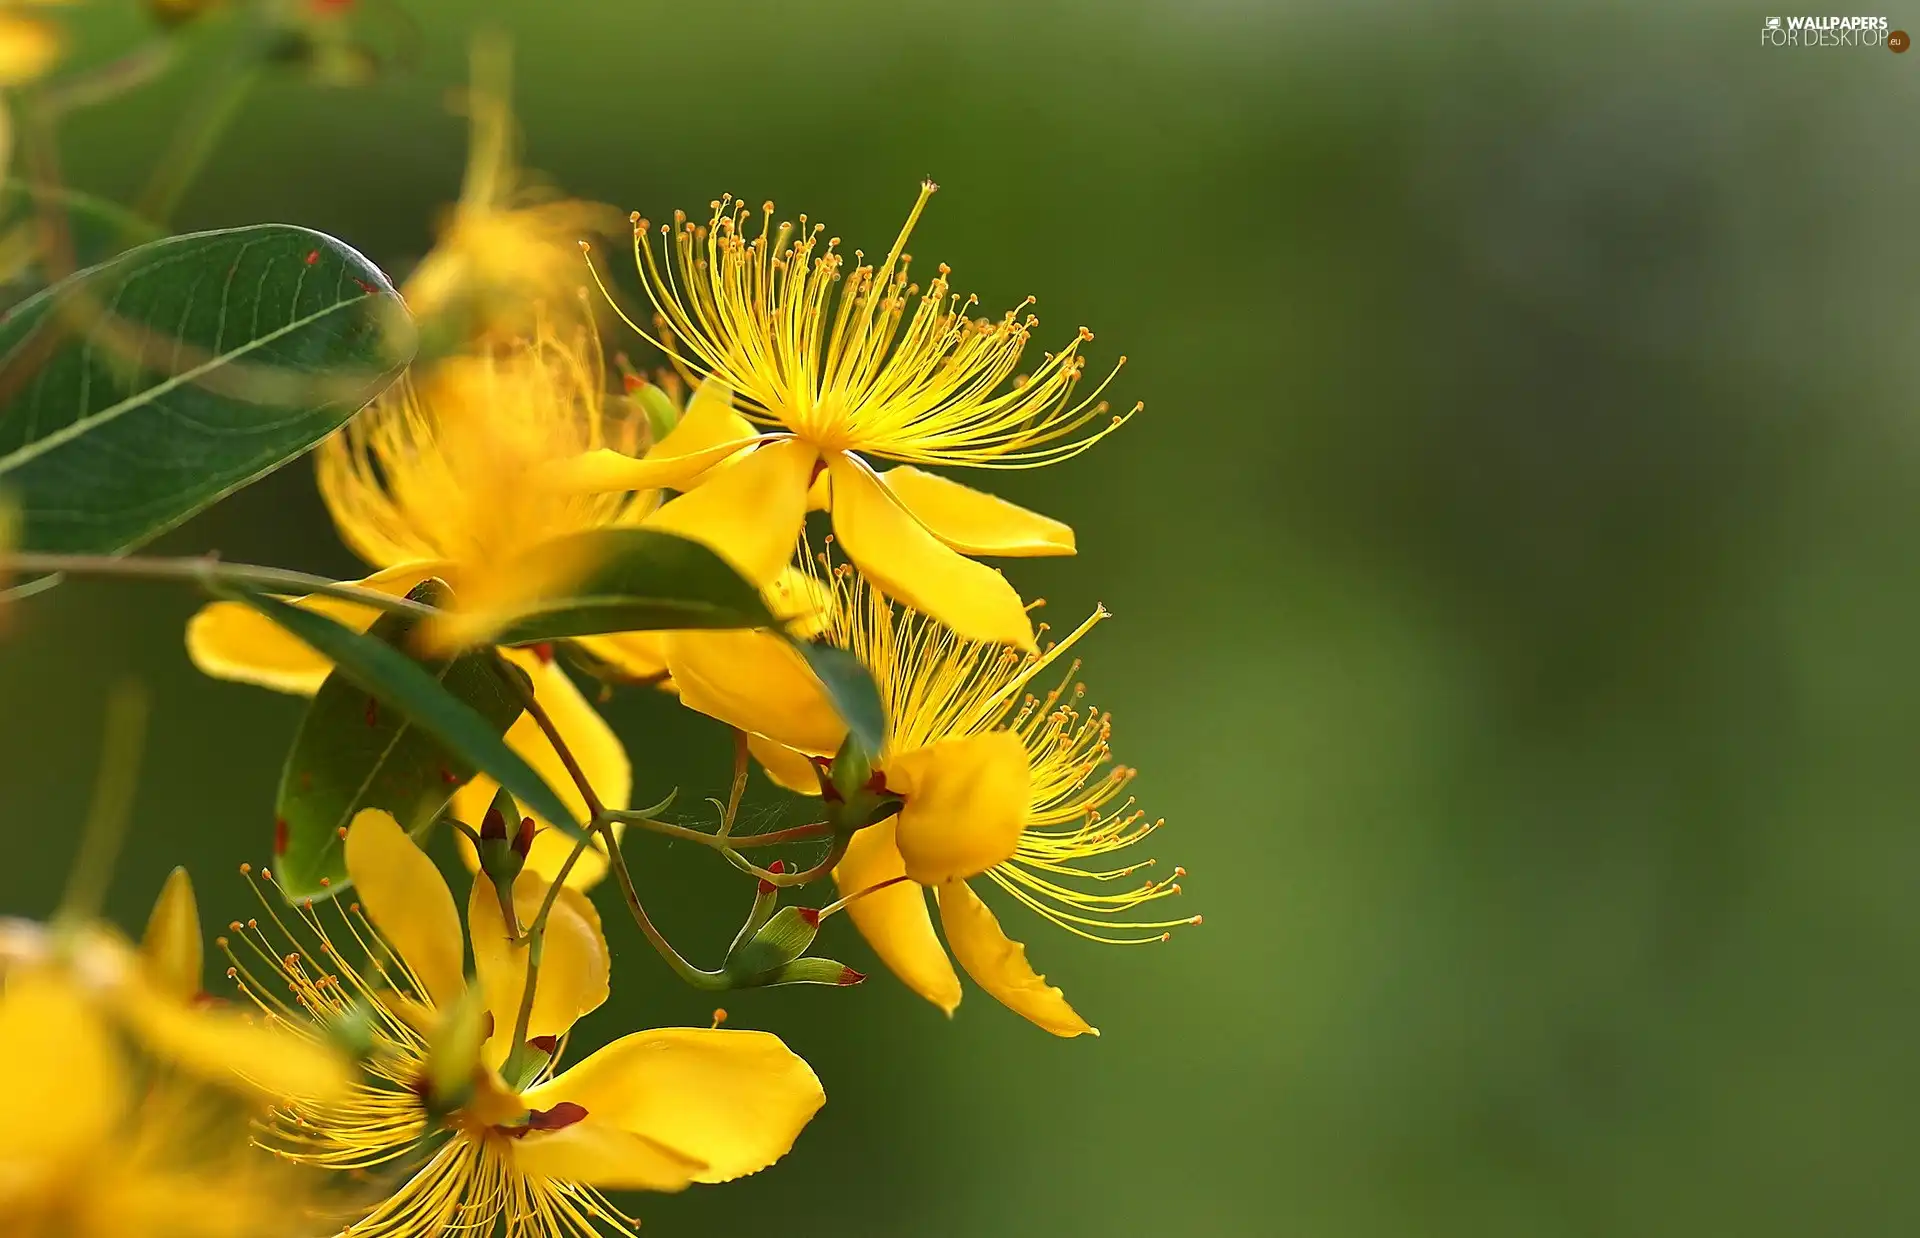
top-left (833, 818), bottom-right (961, 1015)
top-left (452, 651), bottom-right (629, 890)
top-left (545, 378), bottom-right (760, 494)
top-left (827, 454), bottom-right (1035, 650)
top-left (524, 1028), bottom-right (825, 1183)
top-left (115, 976), bottom-right (354, 1100)
top-left (936, 878), bottom-right (1096, 1038)
top-left (184, 562), bottom-right (448, 696)
top-left (749, 734), bottom-right (823, 795)
top-left (0, 969), bottom-right (121, 1165)
top-left (881, 466), bottom-right (1076, 557)
top-left (885, 731), bottom-right (1030, 885)
top-left (139, 866), bottom-right (203, 1003)
top-left (663, 629), bottom-right (847, 756)
top-left (344, 808), bottom-right (465, 1008)
top-left (645, 437), bottom-right (815, 585)
top-left (571, 630), bottom-right (670, 683)
top-left (510, 1120), bottom-right (706, 1192)
top-left (469, 872), bottom-right (609, 1065)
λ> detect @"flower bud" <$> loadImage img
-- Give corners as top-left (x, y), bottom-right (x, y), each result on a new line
top-left (724, 905), bottom-right (820, 984)
top-left (821, 734), bottom-right (902, 835)
top-left (474, 787), bottom-right (526, 891)
top-left (724, 860), bottom-right (784, 960)
top-left (635, 383), bottom-right (681, 443)
top-left (420, 987), bottom-right (487, 1121)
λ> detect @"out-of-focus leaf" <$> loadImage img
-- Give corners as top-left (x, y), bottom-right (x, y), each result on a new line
top-left (270, 579), bottom-right (525, 900)
top-left (486, 529), bottom-right (777, 645)
top-left (0, 223), bottom-right (413, 554)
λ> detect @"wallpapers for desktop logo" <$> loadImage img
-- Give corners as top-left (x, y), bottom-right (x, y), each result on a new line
top-left (1760, 14), bottom-right (1907, 48)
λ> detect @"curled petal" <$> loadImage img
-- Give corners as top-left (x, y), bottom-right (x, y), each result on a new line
top-left (881, 466), bottom-right (1076, 556)
top-left (469, 872), bottom-right (609, 1064)
top-left (511, 1120), bottom-right (706, 1192)
top-left (344, 808), bottom-right (465, 1008)
top-left (748, 735), bottom-right (822, 795)
top-left (885, 731), bottom-right (1030, 885)
top-left (644, 437), bottom-right (815, 586)
top-left (827, 454), bottom-right (1035, 650)
top-left (833, 818), bottom-right (961, 1015)
top-left (525, 1028), bottom-right (825, 1183)
top-left (937, 878), bottom-right (1096, 1038)
top-left (663, 629), bottom-right (846, 756)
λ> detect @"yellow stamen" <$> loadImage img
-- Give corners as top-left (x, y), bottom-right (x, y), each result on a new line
top-left (597, 183), bottom-right (1139, 467)
top-left (812, 547), bottom-right (1191, 943)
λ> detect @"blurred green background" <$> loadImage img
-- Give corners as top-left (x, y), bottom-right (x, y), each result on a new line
top-left (7, 1), bottom-right (1920, 1234)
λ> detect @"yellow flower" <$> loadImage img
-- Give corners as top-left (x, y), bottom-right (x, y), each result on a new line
top-left (222, 810), bottom-right (825, 1238)
top-left (0, 967), bottom-right (333, 1238)
top-left (0, 870), bottom-right (351, 1237)
top-left (401, 33), bottom-right (621, 344)
top-left (186, 322), bottom-right (648, 889)
top-left (0, 871), bottom-right (352, 1103)
top-left (556, 182), bottom-right (1137, 651)
top-left (663, 557), bottom-right (1194, 1036)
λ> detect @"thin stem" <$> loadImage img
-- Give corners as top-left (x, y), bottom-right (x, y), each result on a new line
top-left (717, 729), bottom-right (749, 841)
top-left (615, 816), bottom-right (832, 850)
top-left (596, 822), bottom-right (730, 991)
top-left (40, 40), bottom-right (174, 117)
top-left (721, 835), bottom-right (849, 888)
top-left (0, 552), bottom-right (438, 620)
top-left (513, 665), bottom-right (604, 819)
top-left (134, 47), bottom-right (263, 226)
top-left (504, 830), bottom-right (596, 1067)
top-left (58, 682), bottom-right (149, 923)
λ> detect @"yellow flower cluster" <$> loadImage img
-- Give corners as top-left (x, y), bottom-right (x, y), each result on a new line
top-left (152, 38), bottom-right (1194, 1238)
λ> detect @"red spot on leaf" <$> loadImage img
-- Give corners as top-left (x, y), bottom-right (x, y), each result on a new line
top-left (532, 642), bottom-right (555, 664)
top-left (353, 278), bottom-right (379, 296)
top-left (364, 697), bottom-right (379, 727)
top-left (440, 768), bottom-right (460, 785)
top-left (304, 250), bottom-right (320, 265)
top-left (273, 818), bottom-right (288, 855)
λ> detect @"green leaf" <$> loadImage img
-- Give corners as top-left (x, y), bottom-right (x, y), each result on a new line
top-left (0, 223), bottom-right (414, 555)
top-left (216, 579), bottom-right (585, 867)
top-left (269, 579), bottom-right (527, 900)
top-left (793, 640), bottom-right (886, 758)
top-left (486, 529), bottom-right (777, 645)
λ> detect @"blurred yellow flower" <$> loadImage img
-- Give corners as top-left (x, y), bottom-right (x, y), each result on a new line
top-left (556, 182), bottom-right (1137, 651)
top-left (0, 967), bottom-right (332, 1238)
top-left (0, 5), bottom-right (62, 88)
top-left (185, 321), bottom-right (647, 889)
top-left (224, 810), bottom-right (826, 1238)
top-left (0, 869), bottom-right (351, 1237)
top-left (402, 33), bottom-right (621, 345)
top-left (664, 556), bottom-right (1194, 1036)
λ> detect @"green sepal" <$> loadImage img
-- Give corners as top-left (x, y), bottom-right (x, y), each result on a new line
top-left (756, 957), bottom-right (866, 989)
top-left (724, 906), bottom-right (820, 982)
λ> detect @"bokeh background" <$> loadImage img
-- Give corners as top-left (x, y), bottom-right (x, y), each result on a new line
top-left (6, 1), bottom-right (1920, 1234)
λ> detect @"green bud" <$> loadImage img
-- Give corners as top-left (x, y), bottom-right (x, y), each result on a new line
top-left (323, 998), bottom-right (380, 1062)
top-left (421, 986), bottom-right (487, 1120)
top-left (635, 383), bottom-right (681, 443)
top-left (759, 958), bottom-right (867, 988)
top-left (822, 733), bottom-right (903, 835)
top-left (724, 860), bottom-right (786, 960)
top-left (724, 905), bottom-right (820, 983)
top-left (475, 787), bottom-right (526, 891)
